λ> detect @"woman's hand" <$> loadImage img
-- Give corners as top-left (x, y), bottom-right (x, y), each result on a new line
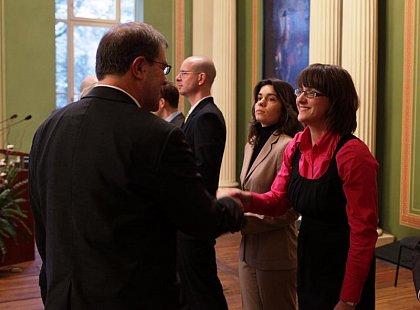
top-left (284, 208), bottom-right (300, 221)
top-left (217, 188), bottom-right (252, 209)
top-left (334, 300), bottom-right (356, 310)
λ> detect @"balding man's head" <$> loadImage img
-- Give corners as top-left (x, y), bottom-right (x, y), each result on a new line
top-left (185, 56), bottom-right (216, 87)
top-left (80, 75), bottom-right (98, 98)
top-left (176, 55), bottom-right (217, 104)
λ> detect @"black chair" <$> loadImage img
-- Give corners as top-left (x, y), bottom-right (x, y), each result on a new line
top-left (394, 236), bottom-right (420, 287)
top-left (413, 249), bottom-right (420, 300)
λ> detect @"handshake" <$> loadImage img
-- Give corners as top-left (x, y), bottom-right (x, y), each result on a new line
top-left (217, 187), bottom-right (252, 209)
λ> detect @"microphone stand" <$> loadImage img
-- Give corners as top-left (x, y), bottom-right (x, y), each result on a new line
top-left (0, 114), bottom-right (18, 126)
top-left (0, 115), bottom-right (32, 132)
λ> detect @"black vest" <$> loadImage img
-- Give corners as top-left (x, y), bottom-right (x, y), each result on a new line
top-left (288, 134), bottom-right (375, 309)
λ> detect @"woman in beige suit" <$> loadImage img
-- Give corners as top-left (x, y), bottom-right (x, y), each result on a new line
top-left (239, 79), bottom-right (303, 310)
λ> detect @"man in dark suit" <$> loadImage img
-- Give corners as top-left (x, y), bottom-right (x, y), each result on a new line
top-left (154, 81), bottom-right (185, 127)
top-left (29, 22), bottom-right (243, 310)
top-left (176, 56), bottom-right (228, 309)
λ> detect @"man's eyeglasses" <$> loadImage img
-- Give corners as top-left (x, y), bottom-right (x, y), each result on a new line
top-left (177, 71), bottom-right (201, 78)
top-left (148, 60), bottom-right (172, 75)
top-left (294, 88), bottom-right (325, 98)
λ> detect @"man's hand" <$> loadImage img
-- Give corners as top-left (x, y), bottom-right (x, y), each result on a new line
top-left (217, 188), bottom-right (252, 209)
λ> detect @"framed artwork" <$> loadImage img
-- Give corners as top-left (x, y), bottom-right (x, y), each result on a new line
top-left (263, 0), bottom-right (310, 88)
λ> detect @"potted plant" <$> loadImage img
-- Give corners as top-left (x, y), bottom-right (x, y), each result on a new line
top-left (0, 152), bottom-right (32, 264)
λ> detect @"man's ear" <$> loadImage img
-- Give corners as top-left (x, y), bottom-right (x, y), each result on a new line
top-left (197, 72), bottom-right (206, 86)
top-left (132, 56), bottom-right (146, 78)
top-left (159, 98), bottom-right (166, 109)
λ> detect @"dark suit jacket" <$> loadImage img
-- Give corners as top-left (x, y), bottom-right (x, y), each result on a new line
top-left (178, 97), bottom-right (227, 308)
top-left (29, 87), bottom-right (242, 310)
top-left (181, 97), bottom-right (226, 197)
top-left (169, 112), bottom-right (185, 128)
top-left (239, 133), bottom-right (297, 270)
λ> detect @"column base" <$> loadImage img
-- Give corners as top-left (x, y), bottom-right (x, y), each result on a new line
top-left (376, 229), bottom-right (395, 248)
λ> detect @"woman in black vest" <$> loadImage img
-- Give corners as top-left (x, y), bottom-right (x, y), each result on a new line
top-left (221, 64), bottom-right (378, 309)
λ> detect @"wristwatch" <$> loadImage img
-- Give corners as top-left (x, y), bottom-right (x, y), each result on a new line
top-left (342, 300), bottom-right (357, 307)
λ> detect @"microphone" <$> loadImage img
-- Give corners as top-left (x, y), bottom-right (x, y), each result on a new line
top-left (1, 115), bottom-right (32, 131)
top-left (0, 114), bottom-right (18, 125)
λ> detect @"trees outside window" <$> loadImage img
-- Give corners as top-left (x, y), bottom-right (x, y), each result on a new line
top-left (55, 0), bottom-right (139, 108)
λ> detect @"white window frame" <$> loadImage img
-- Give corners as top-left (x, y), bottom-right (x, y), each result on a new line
top-left (55, 0), bottom-right (142, 104)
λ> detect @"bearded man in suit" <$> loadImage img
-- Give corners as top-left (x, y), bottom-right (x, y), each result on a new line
top-left (29, 22), bottom-right (243, 310)
top-left (175, 56), bottom-right (228, 310)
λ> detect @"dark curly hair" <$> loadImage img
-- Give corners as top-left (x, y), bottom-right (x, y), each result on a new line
top-left (248, 79), bottom-right (303, 145)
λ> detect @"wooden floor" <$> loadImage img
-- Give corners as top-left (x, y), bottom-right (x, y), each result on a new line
top-left (0, 233), bottom-right (419, 309)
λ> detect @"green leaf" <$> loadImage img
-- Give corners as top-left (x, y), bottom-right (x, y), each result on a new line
top-left (0, 159), bottom-right (31, 258)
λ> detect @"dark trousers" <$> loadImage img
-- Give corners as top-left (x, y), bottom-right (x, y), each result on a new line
top-left (177, 236), bottom-right (228, 310)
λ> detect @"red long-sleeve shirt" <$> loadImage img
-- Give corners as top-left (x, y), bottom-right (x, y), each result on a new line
top-left (247, 128), bottom-right (379, 303)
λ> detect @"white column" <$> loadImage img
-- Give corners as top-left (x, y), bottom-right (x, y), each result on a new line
top-left (341, 0), bottom-right (386, 243)
top-left (174, 0), bottom-right (185, 112)
top-left (212, 0), bottom-right (238, 187)
top-left (342, 0), bottom-right (378, 154)
top-left (192, 0), bottom-right (213, 57)
top-left (309, 0), bottom-right (342, 65)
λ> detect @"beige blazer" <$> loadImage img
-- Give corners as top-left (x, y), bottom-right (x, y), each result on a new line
top-left (240, 133), bottom-right (297, 270)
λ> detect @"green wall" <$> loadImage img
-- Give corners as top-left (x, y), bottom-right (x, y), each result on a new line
top-left (236, 0), bottom-right (263, 178)
top-left (3, 0), bottom-right (55, 153)
top-left (143, 0), bottom-right (175, 76)
top-left (237, 0), bottom-right (253, 178)
top-left (1, 0), bottom-right (418, 239)
top-left (235, 0), bottom-right (420, 239)
top-left (143, 0), bottom-right (192, 113)
top-left (145, 0), bottom-right (259, 181)
top-left (377, 0), bottom-right (420, 239)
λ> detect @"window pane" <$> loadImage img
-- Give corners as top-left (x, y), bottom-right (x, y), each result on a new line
top-left (55, 22), bottom-right (68, 107)
top-left (121, 0), bottom-right (135, 22)
top-left (73, 25), bottom-right (110, 97)
top-left (55, 0), bottom-right (67, 19)
top-left (56, 94), bottom-right (68, 109)
top-left (55, 0), bottom-right (136, 108)
top-left (73, 0), bottom-right (116, 20)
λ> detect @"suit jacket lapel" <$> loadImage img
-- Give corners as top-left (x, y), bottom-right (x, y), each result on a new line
top-left (240, 143), bottom-right (252, 188)
top-left (182, 97), bottom-right (212, 130)
top-left (243, 134), bottom-right (279, 185)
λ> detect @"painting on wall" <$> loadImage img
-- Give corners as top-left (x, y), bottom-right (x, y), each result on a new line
top-left (263, 0), bottom-right (310, 88)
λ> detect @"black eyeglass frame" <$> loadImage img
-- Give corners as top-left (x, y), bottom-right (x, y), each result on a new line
top-left (294, 88), bottom-right (325, 98)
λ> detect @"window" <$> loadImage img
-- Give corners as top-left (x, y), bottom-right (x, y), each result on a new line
top-left (55, 0), bottom-right (142, 108)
